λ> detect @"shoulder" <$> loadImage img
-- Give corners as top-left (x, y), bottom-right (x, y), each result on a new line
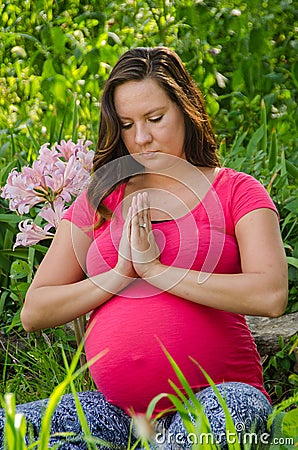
top-left (216, 167), bottom-right (271, 193)
top-left (215, 167), bottom-right (278, 225)
top-left (63, 190), bottom-right (94, 218)
top-left (217, 167), bottom-right (258, 184)
top-left (62, 183), bottom-right (126, 232)
top-left (62, 190), bottom-right (96, 237)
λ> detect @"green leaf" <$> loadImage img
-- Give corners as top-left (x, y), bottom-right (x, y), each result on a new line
top-left (205, 94), bottom-right (219, 116)
top-left (219, 138), bottom-right (226, 158)
top-left (0, 290), bottom-right (9, 315)
top-left (286, 257), bottom-right (298, 269)
top-left (0, 214), bottom-right (23, 224)
top-left (50, 27), bottom-right (67, 54)
top-left (42, 58), bottom-right (56, 78)
top-left (246, 125), bottom-right (264, 155)
top-left (85, 49), bottom-right (100, 75)
top-left (268, 128), bottom-right (278, 170)
top-left (281, 148), bottom-right (287, 178)
top-left (203, 72), bottom-right (216, 89)
top-left (26, 125), bottom-right (40, 152)
top-left (260, 99), bottom-right (267, 153)
top-left (285, 160), bottom-right (298, 180)
top-left (10, 260), bottom-right (31, 280)
top-left (282, 408), bottom-right (298, 438)
top-left (284, 198), bottom-right (298, 214)
top-left (231, 130), bottom-right (248, 154)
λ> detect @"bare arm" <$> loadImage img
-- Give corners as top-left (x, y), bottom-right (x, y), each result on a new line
top-left (131, 193), bottom-right (288, 317)
top-left (21, 214), bottom-right (136, 332)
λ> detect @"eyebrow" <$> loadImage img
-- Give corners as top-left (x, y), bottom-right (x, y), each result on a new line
top-left (118, 106), bottom-right (166, 120)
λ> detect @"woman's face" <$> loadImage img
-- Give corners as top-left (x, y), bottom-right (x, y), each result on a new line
top-left (114, 78), bottom-right (186, 169)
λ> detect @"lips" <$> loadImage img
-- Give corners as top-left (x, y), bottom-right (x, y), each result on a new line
top-left (141, 151), bottom-right (159, 159)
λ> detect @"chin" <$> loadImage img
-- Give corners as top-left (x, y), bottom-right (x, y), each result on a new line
top-left (131, 152), bottom-right (184, 171)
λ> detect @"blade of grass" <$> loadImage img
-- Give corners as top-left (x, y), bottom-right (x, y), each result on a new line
top-left (167, 379), bottom-right (215, 448)
top-left (219, 137), bottom-right (226, 159)
top-left (26, 125), bottom-right (40, 154)
top-left (158, 341), bottom-right (204, 413)
top-left (10, 132), bottom-right (16, 159)
top-left (61, 348), bottom-right (96, 450)
top-left (190, 357), bottom-right (241, 450)
top-left (146, 393), bottom-right (171, 420)
top-left (38, 325), bottom-right (108, 450)
top-left (72, 95), bottom-right (78, 142)
top-left (49, 111), bottom-right (57, 145)
top-left (268, 128), bottom-right (277, 170)
top-left (2, 394), bottom-right (26, 450)
top-left (260, 99), bottom-right (267, 155)
top-left (27, 246), bottom-right (35, 284)
top-left (57, 109), bottom-right (68, 143)
top-left (156, 343), bottom-right (218, 446)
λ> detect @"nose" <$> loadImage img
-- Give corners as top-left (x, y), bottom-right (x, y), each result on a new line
top-left (134, 123), bottom-right (153, 146)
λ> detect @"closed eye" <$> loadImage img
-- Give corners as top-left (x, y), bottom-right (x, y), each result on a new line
top-left (121, 122), bottom-right (133, 130)
top-left (121, 115), bottom-right (163, 129)
top-left (148, 115), bottom-right (163, 123)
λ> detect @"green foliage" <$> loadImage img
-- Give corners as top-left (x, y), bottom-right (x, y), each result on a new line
top-left (146, 349), bottom-right (298, 448)
top-left (0, 0), bottom-right (296, 320)
top-left (0, 329), bottom-right (94, 404)
top-left (0, 0), bottom-right (297, 424)
top-left (263, 335), bottom-right (298, 403)
top-left (1, 338), bottom-right (109, 449)
top-left (2, 347), bottom-right (297, 448)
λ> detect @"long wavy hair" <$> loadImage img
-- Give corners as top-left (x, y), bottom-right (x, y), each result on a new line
top-left (88, 46), bottom-right (220, 226)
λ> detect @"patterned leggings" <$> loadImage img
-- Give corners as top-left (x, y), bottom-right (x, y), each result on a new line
top-left (0, 382), bottom-right (271, 449)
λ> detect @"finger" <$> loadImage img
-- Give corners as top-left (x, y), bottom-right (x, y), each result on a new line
top-left (143, 192), bottom-right (152, 232)
top-left (124, 206), bottom-right (132, 237)
top-left (118, 206), bottom-right (132, 263)
top-left (131, 195), bottom-right (139, 234)
top-left (137, 192), bottom-right (148, 234)
top-left (137, 192), bottom-right (145, 227)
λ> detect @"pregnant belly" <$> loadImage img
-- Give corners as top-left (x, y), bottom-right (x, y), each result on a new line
top-left (84, 281), bottom-right (248, 413)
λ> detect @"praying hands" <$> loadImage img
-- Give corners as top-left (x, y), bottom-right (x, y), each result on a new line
top-left (116, 192), bottom-right (161, 279)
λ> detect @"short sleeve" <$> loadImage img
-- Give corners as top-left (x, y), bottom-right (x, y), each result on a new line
top-left (62, 190), bottom-right (96, 238)
top-left (231, 172), bottom-right (278, 226)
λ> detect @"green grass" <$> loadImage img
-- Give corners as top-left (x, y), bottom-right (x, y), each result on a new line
top-left (1, 343), bottom-right (297, 449)
top-left (0, 0), bottom-right (297, 447)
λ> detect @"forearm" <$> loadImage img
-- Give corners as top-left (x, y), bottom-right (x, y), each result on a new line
top-left (21, 270), bottom-right (134, 331)
top-left (144, 263), bottom-right (288, 317)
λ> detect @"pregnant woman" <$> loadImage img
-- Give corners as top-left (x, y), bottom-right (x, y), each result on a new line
top-left (1, 47), bottom-right (288, 449)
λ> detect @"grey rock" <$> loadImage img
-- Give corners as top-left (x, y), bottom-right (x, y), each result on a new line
top-left (246, 311), bottom-right (298, 356)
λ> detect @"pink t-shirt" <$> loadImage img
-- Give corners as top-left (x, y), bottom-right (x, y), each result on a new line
top-left (63, 167), bottom-right (277, 413)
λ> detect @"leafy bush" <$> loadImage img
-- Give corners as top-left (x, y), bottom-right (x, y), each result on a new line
top-left (0, 0), bottom-right (297, 410)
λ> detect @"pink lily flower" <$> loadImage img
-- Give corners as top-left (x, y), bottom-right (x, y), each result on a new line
top-left (13, 220), bottom-right (55, 249)
top-left (1, 170), bottom-right (42, 214)
top-left (2, 138), bottom-right (94, 247)
top-left (39, 197), bottom-right (68, 231)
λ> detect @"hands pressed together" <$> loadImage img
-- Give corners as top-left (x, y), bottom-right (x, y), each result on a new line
top-left (116, 192), bottom-right (161, 280)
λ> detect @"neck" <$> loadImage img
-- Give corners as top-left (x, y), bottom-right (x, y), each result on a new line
top-left (143, 158), bottom-right (195, 186)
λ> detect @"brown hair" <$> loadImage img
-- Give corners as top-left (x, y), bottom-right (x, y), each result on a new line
top-left (88, 46), bottom-right (219, 226)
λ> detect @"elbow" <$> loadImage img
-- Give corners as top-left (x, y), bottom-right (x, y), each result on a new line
top-left (21, 290), bottom-right (42, 332)
top-left (20, 306), bottom-right (39, 332)
top-left (266, 286), bottom-right (288, 318)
